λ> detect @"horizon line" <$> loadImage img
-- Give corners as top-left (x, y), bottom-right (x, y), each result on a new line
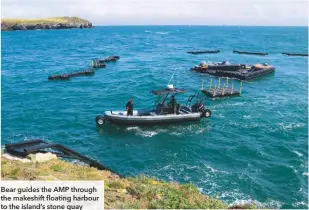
top-left (93, 24), bottom-right (308, 27)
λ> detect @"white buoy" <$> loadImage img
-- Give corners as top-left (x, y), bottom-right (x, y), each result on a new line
top-left (210, 79), bottom-right (212, 89)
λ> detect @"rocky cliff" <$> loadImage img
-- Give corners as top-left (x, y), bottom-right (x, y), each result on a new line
top-left (1, 16), bottom-right (93, 31)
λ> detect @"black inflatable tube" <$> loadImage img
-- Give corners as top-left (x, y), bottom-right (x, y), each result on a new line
top-left (187, 50), bottom-right (220, 54)
top-left (97, 55), bottom-right (120, 63)
top-left (233, 50), bottom-right (268, 56)
top-left (48, 69), bottom-right (95, 81)
top-left (282, 52), bottom-right (308, 57)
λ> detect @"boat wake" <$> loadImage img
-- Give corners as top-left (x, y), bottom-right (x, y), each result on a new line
top-left (156, 31), bottom-right (169, 35)
top-left (126, 126), bottom-right (159, 137)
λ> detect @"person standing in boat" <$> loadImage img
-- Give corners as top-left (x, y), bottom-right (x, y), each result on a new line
top-left (168, 95), bottom-right (177, 114)
top-left (126, 99), bottom-right (134, 116)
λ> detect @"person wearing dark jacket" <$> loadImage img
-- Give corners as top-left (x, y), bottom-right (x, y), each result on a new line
top-left (126, 99), bottom-right (134, 116)
top-left (168, 95), bottom-right (176, 114)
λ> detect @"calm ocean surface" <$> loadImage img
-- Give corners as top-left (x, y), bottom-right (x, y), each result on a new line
top-left (1, 26), bottom-right (308, 208)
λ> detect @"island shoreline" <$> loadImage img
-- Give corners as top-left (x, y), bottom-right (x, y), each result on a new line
top-left (1, 16), bottom-right (93, 31)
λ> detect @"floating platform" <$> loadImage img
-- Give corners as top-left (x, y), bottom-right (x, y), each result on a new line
top-left (92, 59), bottom-right (106, 68)
top-left (187, 50), bottom-right (220, 54)
top-left (48, 69), bottom-right (95, 81)
top-left (204, 67), bottom-right (275, 81)
top-left (200, 78), bottom-right (243, 98)
top-left (191, 64), bottom-right (248, 72)
top-left (233, 50), bottom-right (268, 56)
top-left (97, 55), bottom-right (120, 63)
top-left (192, 64), bottom-right (275, 81)
top-left (5, 139), bottom-right (119, 175)
top-left (202, 88), bottom-right (240, 98)
top-left (282, 52), bottom-right (308, 57)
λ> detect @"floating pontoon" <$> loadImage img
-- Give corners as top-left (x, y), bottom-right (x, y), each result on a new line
top-left (282, 52), bottom-right (308, 57)
top-left (5, 139), bottom-right (119, 175)
top-left (191, 62), bottom-right (275, 81)
top-left (201, 78), bottom-right (242, 98)
top-left (48, 69), bottom-right (95, 81)
top-left (187, 50), bottom-right (220, 54)
top-left (233, 50), bottom-right (268, 56)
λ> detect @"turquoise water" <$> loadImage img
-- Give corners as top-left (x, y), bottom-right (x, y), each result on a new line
top-left (1, 26), bottom-right (308, 208)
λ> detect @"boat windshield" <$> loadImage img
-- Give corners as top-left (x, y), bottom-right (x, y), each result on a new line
top-left (151, 88), bottom-right (186, 95)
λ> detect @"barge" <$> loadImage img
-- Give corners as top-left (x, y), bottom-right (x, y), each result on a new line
top-left (191, 62), bottom-right (275, 81)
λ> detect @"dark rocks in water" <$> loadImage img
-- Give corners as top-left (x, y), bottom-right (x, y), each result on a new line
top-left (35, 24), bottom-right (46, 29)
top-left (282, 52), bottom-right (308, 57)
top-left (1, 22), bottom-right (10, 31)
top-left (233, 50), bottom-right (268, 56)
top-left (26, 25), bottom-right (37, 30)
top-left (11, 24), bottom-right (27, 30)
top-left (187, 50), bottom-right (220, 54)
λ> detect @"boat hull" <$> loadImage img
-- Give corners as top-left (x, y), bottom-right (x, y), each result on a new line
top-left (102, 110), bottom-right (202, 126)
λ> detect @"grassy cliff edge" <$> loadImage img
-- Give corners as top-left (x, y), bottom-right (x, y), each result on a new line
top-left (1, 16), bottom-right (93, 31)
top-left (1, 156), bottom-right (256, 209)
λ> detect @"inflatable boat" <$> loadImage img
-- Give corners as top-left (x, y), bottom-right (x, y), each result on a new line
top-left (96, 86), bottom-right (211, 126)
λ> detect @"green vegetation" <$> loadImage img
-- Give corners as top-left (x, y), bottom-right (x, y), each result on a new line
top-left (2, 16), bottom-right (90, 26)
top-left (1, 156), bottom-right (256, 209)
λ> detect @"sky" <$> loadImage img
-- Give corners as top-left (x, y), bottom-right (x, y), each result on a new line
top-left (1, 0), bottom-right (308, 26)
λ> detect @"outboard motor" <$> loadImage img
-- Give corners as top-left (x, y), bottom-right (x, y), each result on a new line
top-left (191, 102), bottom-right (204, 112)
top-left (191, 102), bottom-right (211, 118)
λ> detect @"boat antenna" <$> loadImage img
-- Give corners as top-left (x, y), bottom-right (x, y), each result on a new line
top-left (167, 70), bottom-right (176, 89)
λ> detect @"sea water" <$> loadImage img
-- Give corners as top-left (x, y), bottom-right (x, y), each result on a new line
top-left (1, 26), bottom-right (308, 208)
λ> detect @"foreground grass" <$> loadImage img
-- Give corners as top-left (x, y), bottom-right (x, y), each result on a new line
top-left (1, 157), bottom-right (256, 209)
top-left (2, 16), bottom-right (90, 26)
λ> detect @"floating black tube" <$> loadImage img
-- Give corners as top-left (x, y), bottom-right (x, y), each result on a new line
top-left (5, 139), bottom-right (120, 176)
top-left (233, 50), bottom-right (268, 56)
top-left (96, 55), bottom-right (120, 63)
top-left (48, 69), bottom-right (95, 81)
top-left (187, 50), bottom-right (220, 54)
top-left (282, 52), bottom-right (308, 57)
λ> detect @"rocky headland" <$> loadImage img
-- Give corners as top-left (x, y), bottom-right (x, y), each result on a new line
top-left (1, 16), bottom-right (93, 31)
